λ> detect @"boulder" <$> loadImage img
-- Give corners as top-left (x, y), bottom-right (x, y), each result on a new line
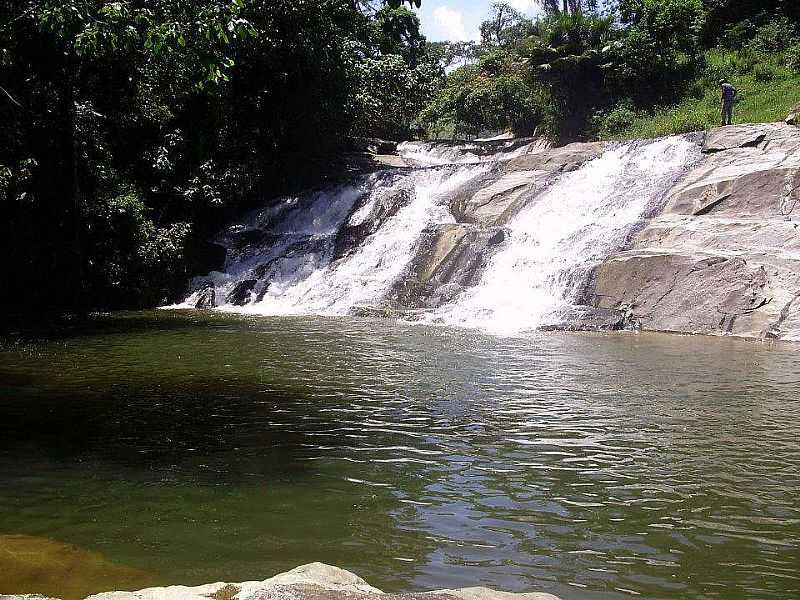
top-left (786, 103), bottom-right (800, 126)
top-left (194, 286), bottom-right (216, 309)
top-left (389, 224), bottom-right (509, 309)
top-left (226, 279), bottom-right (258, 306)
top-left (85, 563), bottom-right (560, 600)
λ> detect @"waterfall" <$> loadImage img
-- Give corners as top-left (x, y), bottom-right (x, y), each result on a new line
top-left (430, 138), bottom-right (700, 334)
top-left (179, 164), bottom-right (490, 315)
top-left (176, 136), bottom-right (700, 335)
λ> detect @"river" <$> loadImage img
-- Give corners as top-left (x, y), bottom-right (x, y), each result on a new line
top-left (1, 311), bottom-right (798, 599)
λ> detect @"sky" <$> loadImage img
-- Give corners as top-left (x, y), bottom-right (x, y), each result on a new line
top-left (414, 1), bottom-right (545, 42)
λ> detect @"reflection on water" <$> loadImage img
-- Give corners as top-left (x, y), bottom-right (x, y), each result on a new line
top-left (0, 312), bottom-right (798, 599)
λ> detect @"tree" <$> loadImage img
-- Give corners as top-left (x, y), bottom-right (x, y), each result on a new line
top-left (480, 2), bottom-right (531, 48)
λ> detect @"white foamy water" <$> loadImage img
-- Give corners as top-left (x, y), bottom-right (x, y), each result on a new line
top-left (176, 136), bottom-right (701, 335)
top-left (178, 165), bottom-right (489, 315)
top-left (429, 137), bottom-right (701, 335)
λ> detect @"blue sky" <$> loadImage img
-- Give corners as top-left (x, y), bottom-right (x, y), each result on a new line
top-left (414, 1), bottom-right (544, 42)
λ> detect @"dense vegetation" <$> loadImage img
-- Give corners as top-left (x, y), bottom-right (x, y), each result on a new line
top-left (2, 0), bottom-right (800, 313)
top-left (421, 0), bottom-right (800, 141)
top-left (1, 0), bottom-right (438, 312)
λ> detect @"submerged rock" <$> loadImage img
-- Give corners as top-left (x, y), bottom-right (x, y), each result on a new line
top-left (0, 534), bottom-right (155, 600)
top-left (85, 563), bottom-right (560, 600)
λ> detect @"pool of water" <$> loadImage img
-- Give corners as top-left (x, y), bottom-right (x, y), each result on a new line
top-left (1, 312), bottom-right (798, 599)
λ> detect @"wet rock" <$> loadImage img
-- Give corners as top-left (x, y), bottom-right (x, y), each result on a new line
top-left (390, 224), bottom-right (509, 309)
top-left (347, 137), bottom-right (398, 155)
top-left (334, 188), bottom-right (413, 259)
top-left (506, 141), bottom-right (605, 174)
top-left (85, 562), bottom-right (560, 600)
top-left (226, 279), bottom-right (257, 306)
top-left (539, 306), bottom-right (628, 332)
top-left (450, 170), bottom-right (543, 226)
top-left (194, 286), bottom-right (216, 309)
top-left (186, 240), bottom-right (227, 276)
top-left (447, 142), bottom-right (606, 226)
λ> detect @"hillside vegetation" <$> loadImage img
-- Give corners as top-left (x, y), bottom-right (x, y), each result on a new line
top-left (421, 1), bottom-right (800, 142)
top-left (3, 0), bottom-right (800, 313)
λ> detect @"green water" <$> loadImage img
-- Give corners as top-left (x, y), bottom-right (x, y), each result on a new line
top-left (1, 311), bottom-right (798, 599)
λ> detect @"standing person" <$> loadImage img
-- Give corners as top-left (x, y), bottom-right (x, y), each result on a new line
top-left (720, 79), bottom-right (737, 126)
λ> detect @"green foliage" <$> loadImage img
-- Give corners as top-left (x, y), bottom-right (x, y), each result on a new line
top-left (787, 44), bottom-right (800, 72)
top-left (419, 51), bottom-right (543, 138)
top-left (753, 63), bottom-right (778, 83)
top-left (594, 102), bottom-right (638, 136)
top-left (603, 48), bottom-right (800, 140)
top-left (89, 191), bottom-right (190, 306)
top-left (746, 17), bottom-right (799, 53)
top-left (0, 0), bottom-right (437, 312)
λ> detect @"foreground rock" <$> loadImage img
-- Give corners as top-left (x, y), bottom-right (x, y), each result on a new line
top-left (591, 123), bottom-right (800, 341)
top-left (71, 563), bottom-right (557, 600)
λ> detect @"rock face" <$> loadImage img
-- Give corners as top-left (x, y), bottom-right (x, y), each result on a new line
top-left (591, 123), bottom-right (800, 341)
top-left (390, 224), bottom-right (509, 310)
top-left (448, 142), bottom-right (606, 227)
top-left (75, 563), bottom-right (559, 600)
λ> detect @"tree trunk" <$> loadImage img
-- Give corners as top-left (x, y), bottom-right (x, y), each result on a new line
top-left (64, 63), bottom-right (85, 311)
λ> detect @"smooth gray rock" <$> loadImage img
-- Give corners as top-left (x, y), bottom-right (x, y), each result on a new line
top-left (390, 223), bottom-right (509, 309)
top-left (505, 141), bottom-right (605, 174)
top-left (85, 563), bottom-right (560, 600)
top-left (335, 186), bottom-right (413, 259)
top-left (590, 122), bottom-right (800, 341)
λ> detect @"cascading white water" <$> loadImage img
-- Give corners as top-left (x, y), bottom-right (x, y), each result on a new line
top-left (178, 164), bottom-right (490, 315)
top-left (430, 137), bottom-right (701, 334)
top-left (176, 136), bottom-right (700, 335)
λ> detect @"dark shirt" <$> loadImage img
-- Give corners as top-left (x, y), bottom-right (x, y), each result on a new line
top-left (722, 83), bottom-right (736, 104)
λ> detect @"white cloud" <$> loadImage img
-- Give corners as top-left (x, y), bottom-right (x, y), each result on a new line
top-left (507, 0), bottom-right (544, 16)
top-left (431, 5), bottom-right (478, 41)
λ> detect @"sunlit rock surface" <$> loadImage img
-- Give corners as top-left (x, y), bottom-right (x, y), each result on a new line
top-left (79, 563), bottom-right (559, 600)
top-left (593, 123), bottom-right (800, 341)
top-left (176, 121), bottom-right (800, 342)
